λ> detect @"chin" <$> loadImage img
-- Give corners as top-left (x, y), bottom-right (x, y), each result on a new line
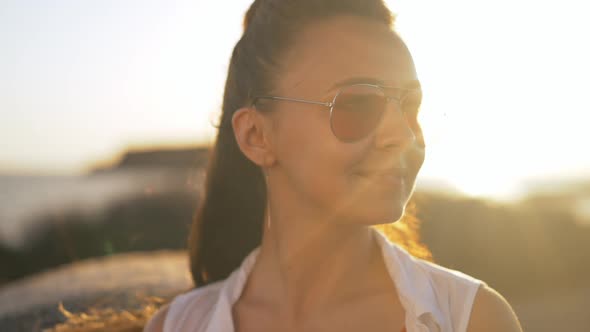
top-left (347, 204), bottom-right (407, 226)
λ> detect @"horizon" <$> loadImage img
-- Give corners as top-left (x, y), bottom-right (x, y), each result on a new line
top-left (2, 142), bottom-right (589, 204)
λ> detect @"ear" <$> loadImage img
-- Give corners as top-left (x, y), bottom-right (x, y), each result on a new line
top-left (232, 107), bottom-right (277, 169)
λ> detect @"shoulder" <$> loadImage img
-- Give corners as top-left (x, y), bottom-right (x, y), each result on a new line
top-left (414, 259), bottom-right (486, 314)
top-left (379, 234), bottom-right (521, 331)
top-left (415, 258), bottom-right (483, 286)
top-left (144, 303), bottom-right (171, 332)
top-left (143, 281), bottom-right (225, 332)
top-left (413, 260), bottom-right (522, 332)
top-left (391, 248), bottom-right (490, 331)
top-left (401, 249), bottom-right (485, 300)
top-left (466, 283), bottom-right (523, 332)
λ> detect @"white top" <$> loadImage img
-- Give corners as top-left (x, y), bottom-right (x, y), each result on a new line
top-left (147, 228), bottom-right (486, 332)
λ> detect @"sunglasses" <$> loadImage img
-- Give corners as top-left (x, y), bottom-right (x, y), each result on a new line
top-left (252, 83), bottom-right (420, 143)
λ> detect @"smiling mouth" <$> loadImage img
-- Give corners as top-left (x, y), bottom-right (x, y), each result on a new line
top-left (353, 168), bottom-right (408, 189)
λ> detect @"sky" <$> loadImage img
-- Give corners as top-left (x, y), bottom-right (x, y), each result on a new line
top-left (1, 0), bottom-right (589, 200)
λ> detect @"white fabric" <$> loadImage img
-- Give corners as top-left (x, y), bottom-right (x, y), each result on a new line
top-left (149, 227), bottom-right (485, 332)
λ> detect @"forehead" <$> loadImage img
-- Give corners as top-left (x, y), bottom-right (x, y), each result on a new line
top-left (276, 15), bottom-right (417, 95)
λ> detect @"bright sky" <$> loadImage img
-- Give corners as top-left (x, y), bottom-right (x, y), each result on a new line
top-left (1, 0), bottom-right (589, 200)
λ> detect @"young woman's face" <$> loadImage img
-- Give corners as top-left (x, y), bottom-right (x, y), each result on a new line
top-left (265, 15), bottom-right (425, 225)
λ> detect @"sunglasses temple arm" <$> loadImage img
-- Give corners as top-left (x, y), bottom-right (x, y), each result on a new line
top-left (254, 96), bottom-right (333, 108)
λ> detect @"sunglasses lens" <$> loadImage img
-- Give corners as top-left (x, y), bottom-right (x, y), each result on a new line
top-left (331, 85), bottom-right (387, 142)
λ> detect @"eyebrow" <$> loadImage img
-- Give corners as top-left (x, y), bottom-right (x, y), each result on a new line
top-left (328, 77), bottom-right (421, 91)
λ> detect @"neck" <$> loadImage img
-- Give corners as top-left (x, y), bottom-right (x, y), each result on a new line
top-left (241, 191), bottom-right (388, 324)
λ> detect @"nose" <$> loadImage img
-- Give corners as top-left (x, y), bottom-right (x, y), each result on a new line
top-left (373, 100), bottom-right (416, 150)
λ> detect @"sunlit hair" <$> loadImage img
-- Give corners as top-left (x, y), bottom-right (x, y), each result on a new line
top-left (189, 0), bottom-right (432, 288)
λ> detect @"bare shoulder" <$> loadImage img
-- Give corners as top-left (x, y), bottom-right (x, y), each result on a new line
top-left (466, 283), bottom-right (523, 332)
top-left (143, 303), bottom-right (171, 332)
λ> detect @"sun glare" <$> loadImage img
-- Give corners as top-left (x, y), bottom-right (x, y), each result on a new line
top-left (389, 0), bottom-right (590, 200)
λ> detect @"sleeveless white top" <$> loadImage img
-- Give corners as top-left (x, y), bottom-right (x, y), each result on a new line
top-left (147, 228), bottom-right (485, 332)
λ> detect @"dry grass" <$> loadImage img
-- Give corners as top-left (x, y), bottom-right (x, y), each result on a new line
top-left (43, 296), bottom-right (167, 332)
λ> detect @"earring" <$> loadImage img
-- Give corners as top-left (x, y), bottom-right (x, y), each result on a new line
top-left (266, 198), bottom-right (272, 230)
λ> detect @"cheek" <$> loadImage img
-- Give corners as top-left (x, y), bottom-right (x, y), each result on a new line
top-left (274, 111), bottom-right (361, 208)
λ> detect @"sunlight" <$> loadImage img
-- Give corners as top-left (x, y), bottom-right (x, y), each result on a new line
top-left (389, 0), bottom-right (590, 199)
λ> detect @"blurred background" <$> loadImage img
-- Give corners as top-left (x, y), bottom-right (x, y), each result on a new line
top-left (1, 0), bottom-right (589, 331)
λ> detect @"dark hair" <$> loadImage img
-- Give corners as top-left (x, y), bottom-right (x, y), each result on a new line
top-left (188, 0), bottom-right (431, 288)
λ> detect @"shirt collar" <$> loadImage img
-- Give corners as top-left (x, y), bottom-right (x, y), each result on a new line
top-left (204, 227), bottom-right (443, 332)
top-left (371, 228), bottom-right (445, 330)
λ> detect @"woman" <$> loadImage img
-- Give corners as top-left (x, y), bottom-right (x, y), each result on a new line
top-left (145, 0), bottom-right (523, 331)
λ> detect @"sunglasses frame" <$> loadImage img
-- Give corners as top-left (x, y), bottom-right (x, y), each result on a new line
top-left (251, 83), bottom-right (417, 143)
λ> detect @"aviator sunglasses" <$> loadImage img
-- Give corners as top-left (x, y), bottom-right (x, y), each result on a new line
top-left (252, 83), bottom-right (420, 143)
